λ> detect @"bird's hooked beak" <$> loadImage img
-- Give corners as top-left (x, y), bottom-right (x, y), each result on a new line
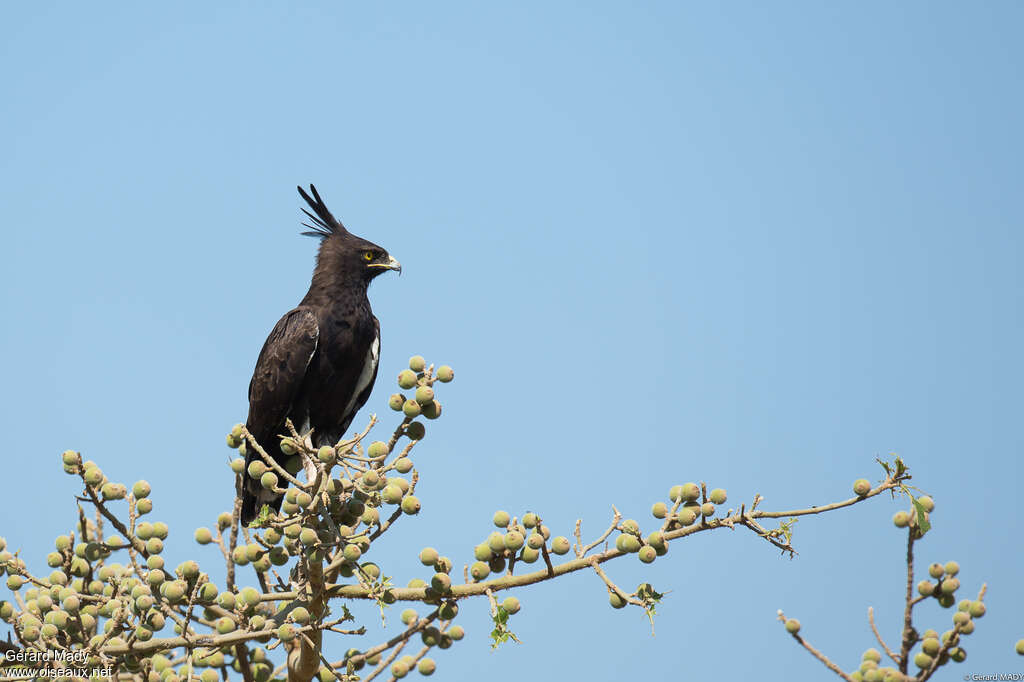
top-left (368, 255), bottom-right (402, 276)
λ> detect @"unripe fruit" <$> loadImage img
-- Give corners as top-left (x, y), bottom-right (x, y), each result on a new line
top-left (216, 617), bottom-right (236, 634)
top-left (179, 560), bottom-right (199, 580)
top-left (646, 532), bottom-right (666, 549)
top-left (198, 583), bottom-right (218, 603)
top-left (217, 592), bottom-right (236, 610)
top-left (133, 481), bottom-right (152, 499)
top-left (299, 528), bottom-right (318, 546)
top-left (651, 502), bottom-right (668, 519)
top-left (938, 593), bottom-right (956, 608)
top-left (415, 386), bottom-right (434, 405)
top-left (608, 591), bottom-right (626, 609)
top-left (61, 450), bottom-right (80, 466)
top-left (551, 536), bottom-right (571, 555)
top-left (136, 499), bottom-right (153, 514)
top-left (913, 652), bottom-right (932, 668)
top-left (517, 513), bottom-right (537, 529)
top-left (145, 538), bottom-right (164, 555)
top-left (470, 561), bottom-right (490, 581)
top-left (918, 495), bottom-right (935, 512)
top-left (431, 573), bottom-right (451, 593)
top-left (260, 472), bottom-right (278, 490)
top-left (709, 488), bottom-right (727, 504)
top-left (391, 661), bottom-right (410, 678)
top-left (941, 578), bottom-right (960, 595)
top-left (700, 502), bottom-right (715, 517)
top-left (362, 470), bottom-right (380, 488)
top-left (950, 647), bottom-right (967, 662)
top-left (247, 461), bottom-right (267, 480)
top-left (615, 534), bottom-right (641, 553)
top-left (488, 556), bottom-right (506, 574)
top-left (401, 496), bottom-right (421, 515)
top-left (405, 421), bottom-right (426, 440)
top-left (527, 533), bottom-right (545, 550)
top-left (343, 544), bottom-right (362, 562)
top-left (921, 637), bottom-right (940, 655)
top-left (230, 458), bottom-right (245, 474)
top-left (277, 623), bottom-right (296, 642)
top-left (417, 658), bottom-right (436, 676)
top-left (434, 556), bottom-right (453, 574)
top-left (84, 467), bottom-right (103, 487)
top-left (680, 483), bottom-right (701, 502)
top-left (638, 546), bottom-right (656, 563)
top-left (502, 597), bottom-right (520, 614)
top-left (853, 479), bottom-right (871, 496)
top-left (419, 547), bottom-right (439, 566)
top-left (397, 370), bottom-right (418, 389)
top-left (862, 648), bottom-right (882, 663)
top-left (504, 531), bottom-right (524, 551)
top-left (382, 484), bottom-right (404, 505)
top-left (291, 606), bottom-right (310, 624)
top-left (969, 601), bottom-right (986, 618)
top-left (436, 365), bottom-right (454, 382)
top-left (1016, 639), bottom-right (1024, 655)
top-left (621, 519), bottom-right (640, 534)
top-left (474, 544), bottom-right (492, 561)
top-left (438, 601), bottom-right (458, 620)
top-left (892, 511), bottom-right (910, 528)
top-left (421, 627), bottom-right (441, 646)
top-left (677, 508), bottom-right (698, 526)
top-left (389, 393), bottom-right (405, 411)
top-left (408, 355), bottom-right (426, 372)
top-left (401, 608), bottom-right (418, 625)
top-left (928, 563), bottom-right (944, 579)
top-left (918, 580), bottom-right (935, 595)
top-left (492, 510), bottom-right (510, 528)
top-left (163, 582), bottom-right (186, 602)
top-left (402, 399), bottom-right (422, 418)
top-left (316, 446), bottom-right (334, 465)
top-left (944, 561), bottom-right (960, 576)
top-left (102, 483), bottom-right (127, 500)
top-left (784, 619), bottom-right (800, 634)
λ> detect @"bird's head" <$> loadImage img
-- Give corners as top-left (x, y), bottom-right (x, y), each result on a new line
top-left (297, 184), bottom-right (401, 282)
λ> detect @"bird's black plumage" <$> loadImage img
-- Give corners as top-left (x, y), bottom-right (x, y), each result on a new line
top-left (240, 185), bottom-right (401, 523)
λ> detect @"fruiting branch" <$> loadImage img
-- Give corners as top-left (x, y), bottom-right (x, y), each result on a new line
top-left (1, 355), bottom-right (1005, 682)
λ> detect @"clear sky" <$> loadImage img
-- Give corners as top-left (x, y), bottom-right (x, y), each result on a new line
top-left (2, 2), bottom-right (1021, 679)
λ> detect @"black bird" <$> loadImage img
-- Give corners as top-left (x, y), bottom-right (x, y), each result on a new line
top-left (240, 185), bottom-right (401, 523)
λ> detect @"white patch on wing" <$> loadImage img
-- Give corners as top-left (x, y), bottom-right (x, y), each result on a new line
top-left (342, 333), bottom-right (380, 422)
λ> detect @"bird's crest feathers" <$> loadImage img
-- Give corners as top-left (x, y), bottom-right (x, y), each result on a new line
top-left (297, 184), bottom-right (348, 239)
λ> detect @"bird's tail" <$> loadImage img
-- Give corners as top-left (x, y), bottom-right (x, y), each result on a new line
top-left (240, 450), bottom-right (285, 525)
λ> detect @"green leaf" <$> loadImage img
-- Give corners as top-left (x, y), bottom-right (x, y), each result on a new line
top-left (489, 606), bottom-right (521, 649)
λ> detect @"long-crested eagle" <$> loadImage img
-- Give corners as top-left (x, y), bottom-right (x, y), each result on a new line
top-left (240, 185), bottom-right (401, 523)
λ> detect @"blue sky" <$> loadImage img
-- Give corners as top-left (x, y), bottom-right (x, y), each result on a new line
top-left (2, 2), bottom-right (1021, 679)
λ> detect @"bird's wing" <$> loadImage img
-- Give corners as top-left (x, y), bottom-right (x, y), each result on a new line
top-left (246, 307), bottom-right (320, 448)
top-left (348, 315), bottom-right (381, 417)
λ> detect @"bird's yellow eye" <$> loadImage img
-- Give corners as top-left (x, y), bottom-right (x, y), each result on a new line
top-left (363, 251), bottom-right (374, 261)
